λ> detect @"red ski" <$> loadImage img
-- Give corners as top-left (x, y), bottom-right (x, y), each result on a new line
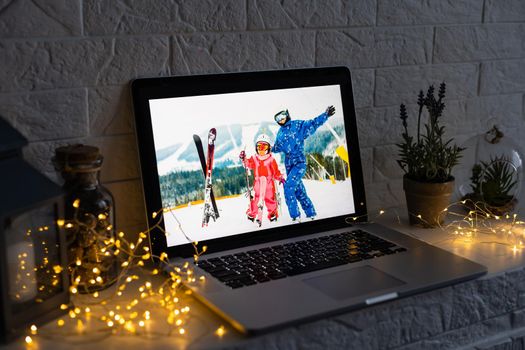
top-left (202, 128), bottom-right (217, 227)
top-left (193, 134), bottom-right (219, 218)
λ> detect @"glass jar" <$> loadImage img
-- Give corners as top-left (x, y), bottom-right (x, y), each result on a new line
top-left (453, 126), bottom-right (523, 215)
top-left (53, 144), bottom-right (118, 293)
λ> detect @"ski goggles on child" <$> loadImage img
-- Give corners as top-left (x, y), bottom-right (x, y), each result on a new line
top-left (256, 142), bottom-right (270, 152)
top-left (274, 110), bottom-right (289, 123)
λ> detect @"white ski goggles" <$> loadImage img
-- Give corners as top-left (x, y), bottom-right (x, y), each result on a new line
top-left (274, 111), bottom-right (288, 123)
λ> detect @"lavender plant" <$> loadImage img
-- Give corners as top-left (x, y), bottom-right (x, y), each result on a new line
top-left (397, 82), bottom-right (465, 183)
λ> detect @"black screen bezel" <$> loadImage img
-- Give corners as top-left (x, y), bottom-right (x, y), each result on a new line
top-left (131, 66), bottom-right (368, 258)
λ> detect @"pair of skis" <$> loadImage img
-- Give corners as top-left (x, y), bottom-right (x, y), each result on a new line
top-left (193, 129), bottom-right (219, 227)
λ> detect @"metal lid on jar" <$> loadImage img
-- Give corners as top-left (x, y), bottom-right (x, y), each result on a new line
top-left (54, 144), bottom-right (103, 171)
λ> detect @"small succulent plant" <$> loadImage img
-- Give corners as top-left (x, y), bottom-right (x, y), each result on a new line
top-left (468, 156), bottom-right (518, 208)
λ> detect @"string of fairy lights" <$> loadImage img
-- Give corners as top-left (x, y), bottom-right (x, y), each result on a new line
top-left (22, 197), bottom-right (525, 346)
top-left (23, 201), bottom-right (225, 346)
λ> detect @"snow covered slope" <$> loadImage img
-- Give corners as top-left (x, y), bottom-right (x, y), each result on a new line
top-left (164, 178), bottom-right (354, 247)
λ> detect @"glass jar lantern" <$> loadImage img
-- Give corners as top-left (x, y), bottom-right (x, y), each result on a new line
top-left (1, 116), bottom-right (69, 343)
top-left (53, 144), bottom-right (118, 293)
top-left (454, 126), bottom-right (523, 215)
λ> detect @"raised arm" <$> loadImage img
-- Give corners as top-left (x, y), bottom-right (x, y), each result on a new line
top-left (239, 151), bottom-right (256, 169)
top-left (299, 106), bottom-right (335, 139)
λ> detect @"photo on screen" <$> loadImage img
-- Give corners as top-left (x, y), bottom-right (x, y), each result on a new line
top-left (148, 85), bottom-right (355, 247)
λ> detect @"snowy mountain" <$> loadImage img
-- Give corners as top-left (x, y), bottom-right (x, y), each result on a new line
top-left (156, 119), bottom-right (345, 176)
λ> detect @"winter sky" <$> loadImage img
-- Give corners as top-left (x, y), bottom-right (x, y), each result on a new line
top-left (148, 84), bottom-right (345, 150)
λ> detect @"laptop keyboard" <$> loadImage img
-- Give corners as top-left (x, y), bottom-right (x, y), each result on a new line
top-left (197, 229), bottom-right (407, 289)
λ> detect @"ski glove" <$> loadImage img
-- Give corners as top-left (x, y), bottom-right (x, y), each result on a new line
top-left (239, 150), bottom-right (246, 160)
top-left (326, 105), bottom-right (335, 117)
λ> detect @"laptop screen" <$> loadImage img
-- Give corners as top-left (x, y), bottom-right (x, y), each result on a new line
top-left (147, 84), bottom-right (356, 248)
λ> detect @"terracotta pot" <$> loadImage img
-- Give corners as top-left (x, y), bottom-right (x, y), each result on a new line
top-left (403, 176), bottom-right (454, 228)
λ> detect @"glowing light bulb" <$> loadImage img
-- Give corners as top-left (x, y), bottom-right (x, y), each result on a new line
top-left (25, 336), bottom-right (33, 345)
top-left (215, 325), bottom-right (226, 337)
top-left (30, 325), bottom-right (37, 335)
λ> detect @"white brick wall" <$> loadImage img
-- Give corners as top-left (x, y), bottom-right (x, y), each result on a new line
top-left (1, 0), bottom-right (524, 237)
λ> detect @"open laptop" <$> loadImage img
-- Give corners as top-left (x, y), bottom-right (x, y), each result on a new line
top-left (131, 66), bottom-right (486, 334)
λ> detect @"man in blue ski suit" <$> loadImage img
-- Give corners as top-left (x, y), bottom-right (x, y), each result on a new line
top-left (272, 106), bottom-right (335, 221)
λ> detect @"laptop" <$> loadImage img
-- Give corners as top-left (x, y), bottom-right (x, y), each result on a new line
top-left (131, 66), bottom-right (486, 334)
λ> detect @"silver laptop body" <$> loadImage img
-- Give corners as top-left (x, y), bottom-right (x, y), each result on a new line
top-left (131, 67), bottom-right (487, 334)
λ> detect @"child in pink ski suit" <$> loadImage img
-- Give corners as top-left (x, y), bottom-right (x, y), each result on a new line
top-left (239, 134), bottom-right (285, 225)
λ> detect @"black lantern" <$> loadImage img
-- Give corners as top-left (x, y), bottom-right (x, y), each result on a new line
top-left (0, 117), bottom-right (69, 343)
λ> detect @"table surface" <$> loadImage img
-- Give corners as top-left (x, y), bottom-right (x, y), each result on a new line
top-left (3, 209), bottom-right (525, 349)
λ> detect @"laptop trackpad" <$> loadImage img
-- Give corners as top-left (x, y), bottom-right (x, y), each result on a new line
top-left (303, 265), bottom-right (405, 300)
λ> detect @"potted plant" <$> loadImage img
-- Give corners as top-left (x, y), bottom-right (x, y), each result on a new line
top-left (397, 82), bottom-right (465, 227)
top-left (455, 125), bottom-right (523, 217)
top-left (462, 155), bottom-right (518, 216)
